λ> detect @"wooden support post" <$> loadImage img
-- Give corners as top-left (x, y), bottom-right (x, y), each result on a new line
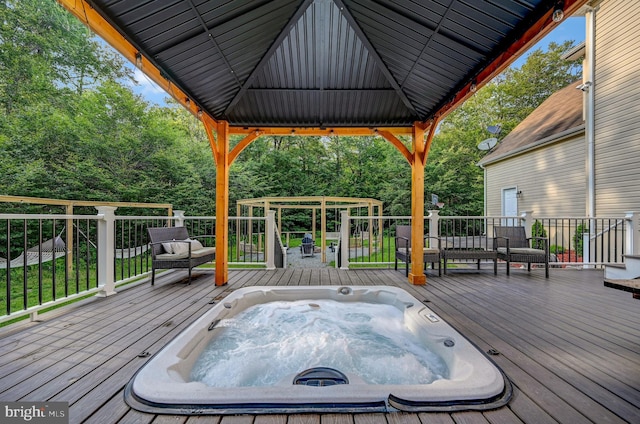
top-left (312, 208), bottom-right (317, 242)
top-left (207, 120), bottom-right (230, 286)
top-left (409, 123), bottom-right (426, 285)
top-left (408, 122), bottom-right (436, 285)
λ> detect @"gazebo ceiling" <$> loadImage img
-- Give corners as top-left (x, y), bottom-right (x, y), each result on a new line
top-left (78, 0), bottom-right (584, 128)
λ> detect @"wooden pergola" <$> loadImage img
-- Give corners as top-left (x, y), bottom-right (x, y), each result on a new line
top-left (237, 196), bottom-right (383, 262)
top-left (57, 0), bottom-right (588, 286)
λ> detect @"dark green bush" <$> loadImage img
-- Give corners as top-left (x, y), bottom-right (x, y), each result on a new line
top-left (550, 245), bottom-right (565, 254)
top-left (531, 220), bottom-right (547, 249)
top-left (573, 223), bottom-right (589, 256)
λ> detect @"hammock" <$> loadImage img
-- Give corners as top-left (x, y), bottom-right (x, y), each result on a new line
top-left (74, 224), bottom-right (150, 259)
top-left (115, 244), bottom-right (149, 259)
top-left (0, 236), bottom-right (67, 269)
top-left (0, 235), bottom-right (151, 268)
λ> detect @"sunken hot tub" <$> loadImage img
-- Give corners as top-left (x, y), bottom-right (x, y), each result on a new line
top-left (125, 286), bottom-right (511, 414)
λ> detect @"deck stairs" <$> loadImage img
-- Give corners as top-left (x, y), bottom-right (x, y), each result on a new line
top-left (604, 255), bottom-right (640, 299)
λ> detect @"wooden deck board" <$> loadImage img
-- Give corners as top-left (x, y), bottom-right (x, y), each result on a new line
top-left (1, 268), bottom-right (638, 424)
top-left (418, 274), bottom-right (635, 423)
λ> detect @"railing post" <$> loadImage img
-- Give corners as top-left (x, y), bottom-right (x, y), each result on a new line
top-left (266, 211), bottom-right (276, 270)
top-left (583, 232), bottom-right (593, 269)
top-left (428, 210), bottom-right (440, 240)
top-left (521, 211), bottom-right (534, 237)
top-left (625, 211), bottom-right (638, 255)
top-left (340, 210), bottom-right (350, 269)
top-left (173, 210), bottom-right (185, 227)
top-left (95, 206), bottom-right (117, 297)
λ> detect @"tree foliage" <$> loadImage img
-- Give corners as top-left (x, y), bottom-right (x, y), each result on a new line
top-left (1, 0), bottom-right (582, 225)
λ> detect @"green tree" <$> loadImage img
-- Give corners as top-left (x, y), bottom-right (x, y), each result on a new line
top-left (0, 0), bottom-right (129, 115)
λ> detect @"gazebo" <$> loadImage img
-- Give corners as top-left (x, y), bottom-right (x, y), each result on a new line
top-left (58, 0), bottom-right (588, 286)
top-left (237, 196), bottom-right (383, 262)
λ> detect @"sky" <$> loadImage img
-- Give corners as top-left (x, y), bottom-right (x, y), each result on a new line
top-left (126, 16), bottom-right (586, 107)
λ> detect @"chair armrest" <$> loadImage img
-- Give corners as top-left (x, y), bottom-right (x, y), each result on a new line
top-left (423, 236), bottom-right (441, 249)
top-left (495, 236), bottom-right (510, 251)
top-left (528, 236), bottom-right (549, 252)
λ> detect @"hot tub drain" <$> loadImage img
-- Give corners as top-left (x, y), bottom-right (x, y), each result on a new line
top-left (293, 367), bottom-right (349, 386)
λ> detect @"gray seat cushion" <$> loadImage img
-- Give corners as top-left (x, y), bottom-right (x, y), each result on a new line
top-left (156, 247), bottom-right (216, 260)
top-left (397, 247), bottom-right (439, 255)
top-left (497, 247), bottom-right (545, 255)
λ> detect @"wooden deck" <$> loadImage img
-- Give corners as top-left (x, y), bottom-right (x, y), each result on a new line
top-left (1, 267), bottom-right (638, 424)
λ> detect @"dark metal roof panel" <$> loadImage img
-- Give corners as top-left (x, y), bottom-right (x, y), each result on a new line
top-left (228, 89), bottom-right (412, 127)
top-left (86, 0), bottom-right (565, 127)
top-left (250, 0), bottom-right (391, 90)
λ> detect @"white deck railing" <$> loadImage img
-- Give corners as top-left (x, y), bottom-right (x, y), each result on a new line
top-left (2, 208), bottom-right (636, 322)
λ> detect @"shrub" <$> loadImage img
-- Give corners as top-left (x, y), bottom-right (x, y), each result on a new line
top-left (550, 245), bottom-right (565, 254)
top-left (531, 220), bottom-right (547, 249)
top-left (573, 223), bottom-right (589, 256)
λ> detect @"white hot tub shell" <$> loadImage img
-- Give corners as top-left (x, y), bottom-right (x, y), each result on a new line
top-left (125, 285), bottom-right (511, 414)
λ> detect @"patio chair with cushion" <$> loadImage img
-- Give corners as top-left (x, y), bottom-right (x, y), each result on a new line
top-left (147, 227), bottom-right (216, 285)
top-left (494, 226), bottom-right (549, 278)
top-left (394, 225), bottom-right (441, 277)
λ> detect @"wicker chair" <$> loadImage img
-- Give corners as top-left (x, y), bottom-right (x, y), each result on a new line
top-left (147, 227), bottom-right (215, 285)
top-left (494, 226), bottom-right (549, 278)
top-left (394, 225), bottom-right (441, 277)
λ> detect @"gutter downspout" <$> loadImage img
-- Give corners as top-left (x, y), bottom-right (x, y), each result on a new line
top-left (479, 164), bottom-right (487, 216)
top-left (584, 4), bottom-right (597, 267)
top-left (585, 5), bottom-right (596, 219)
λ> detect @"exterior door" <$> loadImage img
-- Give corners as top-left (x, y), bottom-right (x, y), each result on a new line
top-left (502, 187), bottom-right (518, 226)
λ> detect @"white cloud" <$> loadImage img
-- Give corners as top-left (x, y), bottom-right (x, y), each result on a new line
top-left (123, 64), bottom-right (169, 106)
top-left (133, 68), bottom-right (165, 94)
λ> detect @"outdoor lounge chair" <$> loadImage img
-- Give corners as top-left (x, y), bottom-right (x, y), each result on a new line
top-left (394, 225), bottom-right (441, 277)
top-left (300, 233), bottom-right (315, 257)
top-left (147, 227), bottom-right (215, 285)
top-left (494, 226), bottom-right (549, 278)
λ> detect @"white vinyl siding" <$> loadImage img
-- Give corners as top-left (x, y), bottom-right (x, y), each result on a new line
top-left (484, 134), bottom-right (586, 217)
top-left (594, 0), bottom-right (640, 215)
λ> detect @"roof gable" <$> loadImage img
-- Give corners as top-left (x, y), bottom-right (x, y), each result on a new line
top-left (478, 81), bottom-right (585, 165)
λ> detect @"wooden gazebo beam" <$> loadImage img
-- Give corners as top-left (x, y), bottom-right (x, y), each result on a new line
top-left (228, 127), bottom-right (413, 136)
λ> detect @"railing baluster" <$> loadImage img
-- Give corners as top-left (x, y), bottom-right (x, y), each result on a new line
top-left (22, 219), bottom-right (28, 311)
top-left (52, 219), bottom-right (57, 302)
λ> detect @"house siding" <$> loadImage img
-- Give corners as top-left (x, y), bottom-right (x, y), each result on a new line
top-left (484, 134), bottom-right (586, 217)
top-left (594, 0), bottom-right (640, 216)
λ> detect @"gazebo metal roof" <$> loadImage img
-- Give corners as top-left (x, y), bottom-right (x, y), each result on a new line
top-left (67, 0), bottom-right (585, 129)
